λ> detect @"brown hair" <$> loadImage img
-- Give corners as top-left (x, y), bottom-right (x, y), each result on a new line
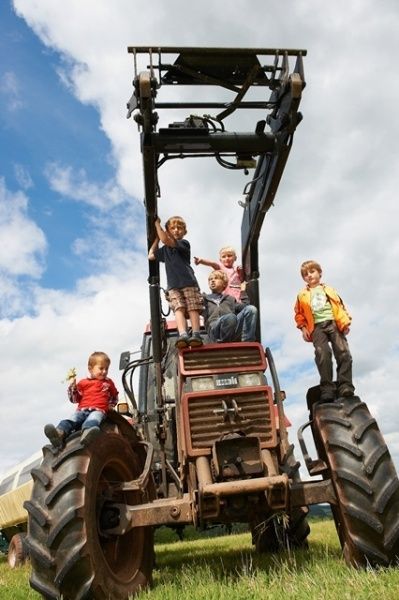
top-left (300, 260), bottom-right (322, 277)
top-left (88, 351), bottom-right (111, 368)
top-left (209, 269), bottom-right (228, 289)
top-left (165, 216), bottom-right (187, 234)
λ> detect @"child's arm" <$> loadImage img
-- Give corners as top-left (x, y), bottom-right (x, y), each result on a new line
top-left (108, 392), bottom-right (119, 408)
top-left (67, 381), bottom-right (80, 403)
top-left (194, 256), bottom-right (220, 269)
top-left (148, 236), bottom-right (159, 260)
top-left (236, 265), bottom-right (245, 282)
top-left (108, 380), bottom-right (119, 409)
top-left (64, 368), bottom-right (79, 403)
top-left (294, 295), bottom-right (312, 342)
top-left (154, 217), bottom-right (176, 247)
top-left (300, 326), bottom-right (312, 342)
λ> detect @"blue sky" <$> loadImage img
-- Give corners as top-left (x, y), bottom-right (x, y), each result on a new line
top-left (1, 1), bottom-right (126, 295)
top-left (1, 0), bottom-right (399, 480)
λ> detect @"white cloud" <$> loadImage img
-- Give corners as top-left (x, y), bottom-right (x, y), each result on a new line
top-left (13, 163), bottom-right (34, 190)
top-left (0, 178), bottom-right (46, 278)
top-left (0, 71), bottom-right (24, 111)
top-left (0, 274), bottom-right (150, 472)
top-left (44, 162), bottom-right (128, 210)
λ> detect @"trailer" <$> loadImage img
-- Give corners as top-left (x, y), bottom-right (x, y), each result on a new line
top-left (0, 451), bottom-right (42, 567)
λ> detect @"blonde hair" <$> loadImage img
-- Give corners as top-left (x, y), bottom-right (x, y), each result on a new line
top-left (219, 246), bottom-right (237, 259)
top-left (165, 216), bottom-right (187, 234)
top-left (300, 260), bottom-right (322, 277)
top-left (209, 269), bottom-right (228, 289)
top-left (88, 351), bottom-right (111, 368)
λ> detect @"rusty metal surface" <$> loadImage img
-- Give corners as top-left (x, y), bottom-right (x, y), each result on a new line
top-left (112, 441), bottom-right (154, 492)
top-left (182, 386), bottom-right (277, 456)
top-left (290, 479), bottom-right (336, 507)
top-left (107, 495), bottom-right (194, 534)
top-left (202, 473), bottom-right (288, 497)
top-left (180, 342), bottom-right (266, 375)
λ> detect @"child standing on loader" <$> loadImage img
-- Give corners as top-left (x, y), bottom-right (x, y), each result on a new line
top-left (194, 246), bottom-right (245, 301)
top-left (294, 260), bottom-right (354, 402)
top-left (149, 215), bottom-right (203, 348)
top-left (44, 351), bottom-right (118, 448)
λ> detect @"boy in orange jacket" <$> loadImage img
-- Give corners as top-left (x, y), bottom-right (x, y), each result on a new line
top-left (294, 260), bottom-right (354, 402)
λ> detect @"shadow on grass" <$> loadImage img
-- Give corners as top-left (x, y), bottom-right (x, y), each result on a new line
top-left (153, 529), bottom-right (344, 586)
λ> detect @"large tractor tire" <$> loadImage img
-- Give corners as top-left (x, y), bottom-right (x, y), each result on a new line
top-left (252, 445), bottom-right (310, 553)
top-left (312, 396), bottom-right (399, 567)
top-left (7, 532), bottom-right (28, 568)
top-left (24, 417), bottom-right (154, 599)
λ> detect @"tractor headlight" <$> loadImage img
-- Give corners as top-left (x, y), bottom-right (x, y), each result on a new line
top-left (237, 373), bottom-right (262, 387)
top-left (191, 377), bottom-right (215, 391)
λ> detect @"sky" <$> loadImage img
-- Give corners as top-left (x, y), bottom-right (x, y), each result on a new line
top-left (1, 0), bottom-right (399, 480)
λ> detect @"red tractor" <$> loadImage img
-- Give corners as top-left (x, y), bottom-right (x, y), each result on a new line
top-left (24, 47), bottom-right (399, 599)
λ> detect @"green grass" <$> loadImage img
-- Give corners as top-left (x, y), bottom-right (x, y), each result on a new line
top-left (1, 520), bottom-right (399, 599)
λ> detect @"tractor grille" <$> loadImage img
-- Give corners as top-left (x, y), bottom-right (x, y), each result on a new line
top-left (181, 343), bottom-right (265, 375)
top-left (184, 387), bottom-right (277, 455)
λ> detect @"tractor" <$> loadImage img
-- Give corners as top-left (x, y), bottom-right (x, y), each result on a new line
top-left (24, 47), bottom-right (399, 599)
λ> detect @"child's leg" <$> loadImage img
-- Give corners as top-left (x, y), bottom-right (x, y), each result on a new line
top-left (235, 305), bottom-right (258, 341)
top-left (80, 410), bottom-right (106, 446)
top-left (188, 309), bottom-right (200, 332)
top-left (312, 322), bottom-right (335, 400)
top-left (209, 314), bottom-right (237, 342)
top-left (185, 287), bottom-right (204, 343)
top-left (44, 409), bottom-right (86, 448)
top-left (187, 310), bottom-right (203, 346)
top-left (330, 327), bottom-right (354, 395)
top-left (167, 289), bottom-right (188, 334)
top-left (174, 308), bottom-right (188, 334)
top-left (81, 410), bottom-right (106, 431)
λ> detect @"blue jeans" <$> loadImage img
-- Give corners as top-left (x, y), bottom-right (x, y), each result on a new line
top-left (58, 408), bottom-right (105, 435)
top-left (208, 305), bottom-right (258, 342)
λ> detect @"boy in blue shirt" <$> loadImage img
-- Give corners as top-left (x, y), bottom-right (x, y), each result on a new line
top-left (149, 216), bottom-right (203, 348)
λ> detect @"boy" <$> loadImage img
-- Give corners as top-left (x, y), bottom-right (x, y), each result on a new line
top-left (203, 270), bottom-right (257, 342)
top-left (194, 246), bottom-right (244, 301)
top-left (44, 351), bottom-right (118, 448)
top-left (294, 260), bottom-right (354, 402)
top-left (148, 215), bottom-right (203, 348)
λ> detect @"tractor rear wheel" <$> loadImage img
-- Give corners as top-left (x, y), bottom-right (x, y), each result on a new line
top-left (313, 396), bottom-right (399, 566)
top-left (25, 420), bottom-right (154, 599)
top-left (7, 532), bottom-right (28, 568)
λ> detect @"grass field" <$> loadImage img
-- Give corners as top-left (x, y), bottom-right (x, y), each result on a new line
top-left (1, 519), bottom-right (399, 599)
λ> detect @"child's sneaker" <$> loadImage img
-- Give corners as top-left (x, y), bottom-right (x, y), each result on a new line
top-left (189, 332), bottom-right (203, 347)
top-left (339, 387), bottom-right (354, 397)
top-left (81, 426), bottom-right (101, 447)
top-left (44, 424), bottom-right (65, 449)
top-left (175, 332), bottom-right (189, 348)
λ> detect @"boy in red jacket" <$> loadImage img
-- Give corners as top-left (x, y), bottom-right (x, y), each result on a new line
top-left (294, 260), bottom-right (354, 402)
top-left (44, 351), bottom-right (118, 448)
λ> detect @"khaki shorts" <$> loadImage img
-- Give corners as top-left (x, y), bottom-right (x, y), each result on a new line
top-left (168, 286), bottom-right (203, 316)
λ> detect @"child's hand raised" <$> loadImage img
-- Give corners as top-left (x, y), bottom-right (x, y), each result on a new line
top-left (62, 367), bottom-right (77, 385)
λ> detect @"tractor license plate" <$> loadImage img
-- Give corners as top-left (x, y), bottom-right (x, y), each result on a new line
top-left (215, 375), bottom-right (238, 388)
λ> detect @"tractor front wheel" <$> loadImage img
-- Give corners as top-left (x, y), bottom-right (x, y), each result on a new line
top-left (313, 396), bottom-right (399, 566)
top-left (25, 421), bottom-right (154, 599)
